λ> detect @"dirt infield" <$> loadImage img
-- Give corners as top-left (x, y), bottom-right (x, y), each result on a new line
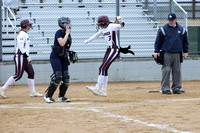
top-left (0, 81), bottom-right (200, 133)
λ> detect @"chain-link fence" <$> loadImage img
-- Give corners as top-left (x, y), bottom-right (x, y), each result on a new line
top-left (1, 0), bottom-right (200, 61)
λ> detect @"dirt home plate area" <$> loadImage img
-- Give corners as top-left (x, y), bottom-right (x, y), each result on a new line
top-left (0, 81), bottom-right (200, 133)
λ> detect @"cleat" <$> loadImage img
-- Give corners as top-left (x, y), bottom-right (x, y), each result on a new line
top-left (0, 87), bottom-right (7, 98)
top-left (172, 88), bottom-right (181, 94)
top-left (57, 97), bottom-right (71, 102)
top-left (98, 90), bottom-right (107, 97)
top-left (30, 92), bottom-right (43, 97)
top-left (162, 90), bottom-right (171, 94)
top-left (179, 90), bottom-right (185, 93)
top-left (44, 97), bottom-right (55, 103)
top-left (86, 86), bottom-right (99, 96)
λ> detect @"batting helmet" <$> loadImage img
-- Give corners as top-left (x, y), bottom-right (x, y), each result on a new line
top-left (20, 19), bottom-right (32, 29)
top-left (96, 15), bottom-right (110, 26)
top-left (58, 17), bottom-right (71, 31)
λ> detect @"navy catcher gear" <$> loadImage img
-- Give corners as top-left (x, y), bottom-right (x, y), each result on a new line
top-left (69, 51), bottom-right (78, 63)
top-left (58, 17), bottom-right (71, 31)
top-left (58, 70), bottom-right (70, 97)
top-left (62, 70), bottom-right (70, 83)
top-left (45, 71), bottom-right (62, 97)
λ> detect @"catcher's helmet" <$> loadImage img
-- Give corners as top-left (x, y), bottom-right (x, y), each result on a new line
top-left (96, 15), bottom-right (110, 26)
top-left (58, 17), bottom-right (71, 31)
top-left (20, 19), bottom-right (32, 29)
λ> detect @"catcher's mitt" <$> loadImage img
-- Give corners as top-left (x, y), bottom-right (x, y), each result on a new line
top-left (69, 51), bottom-right (78, 63)
top-left (119, 45), bottom-right (135, 55)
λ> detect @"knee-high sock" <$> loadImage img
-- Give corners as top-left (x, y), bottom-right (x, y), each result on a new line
top-left (95, 75), bottom-right (104, 90)
top-left (2, 76), bottom-right (15, 91)
top-left (102, 76), bottom-right (108, 92)
top-left (27, 78), bottom-right (36, 93)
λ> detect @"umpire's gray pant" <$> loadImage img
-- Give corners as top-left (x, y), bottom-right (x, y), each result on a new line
top-left (161, 52), bottom-right (182, 91)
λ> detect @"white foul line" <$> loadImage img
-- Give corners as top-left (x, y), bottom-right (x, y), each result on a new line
top-left (0, 98), bottom-right (198, 133)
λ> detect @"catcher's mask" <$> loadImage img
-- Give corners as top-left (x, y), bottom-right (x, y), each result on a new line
top-left (58, 17), bottom-right (71, 31)
top-left (96, 15), bottom-right (110, 27)
top-left (20, 19), bottom-right (32, 29)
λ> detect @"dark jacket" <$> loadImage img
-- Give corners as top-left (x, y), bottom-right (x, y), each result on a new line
top-left (154, 22), bottom-right (189, 53)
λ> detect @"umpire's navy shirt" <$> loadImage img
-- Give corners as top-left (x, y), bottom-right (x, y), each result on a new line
top-left (154, 22), bottom-right (189, 53)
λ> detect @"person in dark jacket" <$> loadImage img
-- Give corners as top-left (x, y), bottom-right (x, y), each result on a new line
top-left (153, 13), bottom-right (189, 94)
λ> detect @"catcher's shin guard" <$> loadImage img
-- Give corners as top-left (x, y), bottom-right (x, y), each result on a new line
top-left (45, 71), bottom-right (62, 97)
top-left (58, 70), bottom-right (70, 97)
top-left (46, 82), bottom-right (58, 98)
top-left (59, 82), bottom-right (69, 97)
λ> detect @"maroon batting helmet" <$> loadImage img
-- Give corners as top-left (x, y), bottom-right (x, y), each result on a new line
top-left (20, 19), bottom-right (32, 28)
top-left (96, 15), bottom-right (110, 26)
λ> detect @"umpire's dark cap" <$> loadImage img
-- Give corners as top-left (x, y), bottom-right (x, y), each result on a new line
top-left (20, 19), bottom-right (32, 28)
top-left (168, 13), bottom-right (176, 21)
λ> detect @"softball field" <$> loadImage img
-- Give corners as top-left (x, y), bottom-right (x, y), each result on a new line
top-left (0, 80), bottom-right (200, 133)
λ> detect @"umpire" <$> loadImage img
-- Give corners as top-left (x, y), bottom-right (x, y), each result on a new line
top-left (153, 13), bottom-right (189, 94)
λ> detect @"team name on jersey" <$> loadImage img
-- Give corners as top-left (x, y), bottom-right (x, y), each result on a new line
top-left (103, 32), bottom-right (110, 36)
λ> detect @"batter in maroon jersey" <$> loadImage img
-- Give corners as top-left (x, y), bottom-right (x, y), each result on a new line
top-left (85, 15), bottom-right (125, 97)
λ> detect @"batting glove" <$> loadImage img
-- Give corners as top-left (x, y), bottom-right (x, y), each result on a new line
top-left (117, 16), bottom-right (123, 23)
top-left (84, 40), bottom-right (89, 44)
top-left (27, 57), bottom-right (32, 64)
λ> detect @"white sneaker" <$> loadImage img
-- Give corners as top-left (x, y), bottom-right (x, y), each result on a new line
top-left (0, 87), bottom-right (7, 98)
top-left (30, 92), bottom-right (43, 97)
top-left (86, 86), bottom-right (99, 95)
top-left (44, 97), bottom-right (55, 103)
top-left (98, 90), bottom-right (107, 97)
top-left (57, 97), bottom-right (71, 102)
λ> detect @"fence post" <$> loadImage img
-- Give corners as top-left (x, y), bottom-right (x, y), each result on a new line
top-left (170, 0), bottom-right (175, 13)
top-left (198, 26), bottom-right (200, 54)
top-left (192, 0), bottom-right (195, 19)
top-left (171, 0), bottom-right (175, 13)
top-left (116, 0), bottom-right (120, 46)
top-left (0, 0), bottom-right (2, 61)
top-left (153, 0), bottom-right (157, 21)
top-left (145, 0), bottom-right (148, 9)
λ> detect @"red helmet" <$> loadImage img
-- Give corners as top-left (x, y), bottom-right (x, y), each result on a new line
top-left (20, 19), bottom-right (32, 28)
top-left (96, 15), bottom-right (110, 26)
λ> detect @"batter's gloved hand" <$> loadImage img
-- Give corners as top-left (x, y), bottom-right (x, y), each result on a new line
top-left (117, 16), bottom-right (123, 23)
top-left (84, 40), bottom-right (89, 44)
top-left (27, 57), bottom-right (32, 64)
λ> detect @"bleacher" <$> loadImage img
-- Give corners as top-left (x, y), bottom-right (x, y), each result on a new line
top-left (1, 0), bottom-right (158, 61)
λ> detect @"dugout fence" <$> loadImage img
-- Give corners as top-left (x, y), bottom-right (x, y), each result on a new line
top-left (0, 0), bottom-right (200, 62)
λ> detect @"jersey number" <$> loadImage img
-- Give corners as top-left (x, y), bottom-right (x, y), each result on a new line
top-left (108, 36), bottom-right (111, 41)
